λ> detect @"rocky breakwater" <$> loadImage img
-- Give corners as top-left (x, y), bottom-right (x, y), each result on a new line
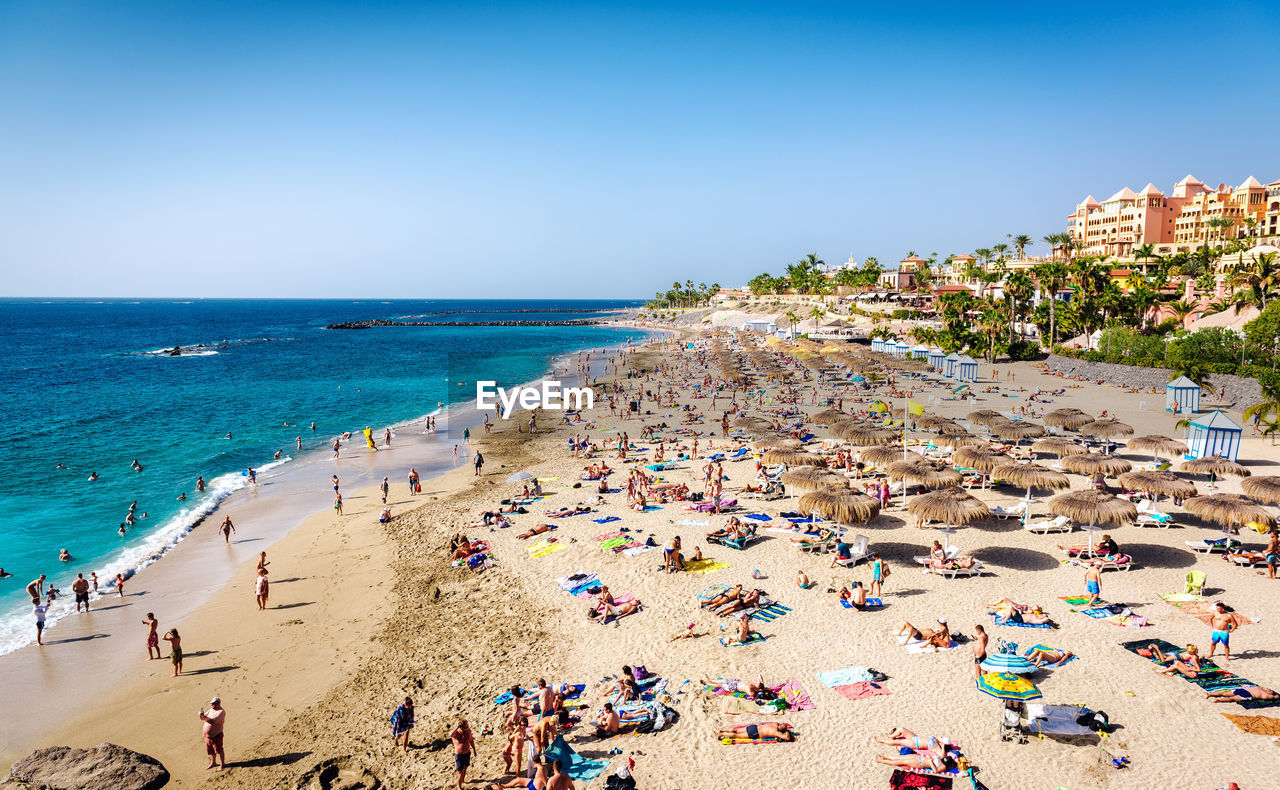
top-left (3, 743), bottom-right (169, 790)
top-left (1045, 354), bottom-right (1261, 411)
top-left (326, 318), bottom-right (609, 329)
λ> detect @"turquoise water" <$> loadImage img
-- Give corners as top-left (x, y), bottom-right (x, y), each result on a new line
top-left (0, 299), bottom-right (645, 652)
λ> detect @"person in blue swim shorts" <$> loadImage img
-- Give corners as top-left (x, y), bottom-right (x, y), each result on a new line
top-left (1208, 601), bottom-right (1239, 663)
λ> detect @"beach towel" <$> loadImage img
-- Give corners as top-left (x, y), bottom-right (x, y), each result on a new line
top-left (718, 736), bottom-right (789, 745)
top-left (1160, 598), bottom-right (1259, 627)
top-left (594, 531), bottom-right (624, 541)
top-left (542, 735), bottom-right (610, 783)
top-left (775, 680), bottom-right (815, 711)
top-left (557, 572), bottom-right (597, 592)
top-left (744, 512), bottom-right (772, 521)
top-left (685, 559), bottom-right (730, 575)
top-left (526, 538), bottom-right (565, 559)
top-left (1058, 595), bottom-right (1103, 606)
top-left (897, 633), bottom-right (959, 653)
top-left (1221, 713), bottom-right (1280, 736)
top-left (720, 632), bottom-right (766, 647)
top-left (889, 769), bottom-right (952, 789)
top-left (697, 583), bottom-right (730, 600)
top-left (1121, 639), bottom-right (1280, 708)
top-left (678, 519), bottom-right (710, 526)
top-left (817, 666), bottom-right (874, 687)
top-left (592, 516), bottom-right (621, 524)
top-left (841, 598), bottom-right (884, 610)
top-left (992, 614), bottom-right (1051, 629)
top-left (832, 681), bottom-right (892, 700)
top-left (600, 537), bottom-right (631, 550)
top-left (622, 545), bottom-right (656, 557)
top-left (748, 603), bottom-right (792, 623)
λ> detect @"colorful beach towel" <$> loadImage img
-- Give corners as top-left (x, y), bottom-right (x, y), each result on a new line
top-left (526, 538), bottom-right (565, 558)
top-left (841, 598), bottom-right (884, 609)
top-left (748, 603), bottom-right (791, 623)
top-left (1023, 644), bottom-right (1077, 667)
top-left (1121, 639), bottom-right (1280, 708)
top-left (697, 583), bottom-right (730, 600)
top-left (775, 680), bottom-right (814, 711)
top-left (542, 735), bottom-right (609, 782)
top-left (817, 666), bottom-right (874, 687)
top-left (592, 516), bottom-right (621, 524)
top-left (889, 769), bottom-right (952, 789)
top-left (685, 558), bottom-right (730, 575)
top-left (1159, 597), bottom-right (1258, 627)
top-left (832, 681), bottom-right (892, 701)
top-left (1221, 713), bottom-right (1280, 736)
top-left (744, 513), bottom-right (773, 521)
top-left (992, 614), bottom-right (1051, 629)
top-left (896, 633), bottom-right (959, 653)
top-left (1058, 595), bottom-right (1104, 606)
top-left (720, 632), bottom-right (766, 647)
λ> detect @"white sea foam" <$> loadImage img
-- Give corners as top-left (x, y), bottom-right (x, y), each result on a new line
top-left (0, 456), bottom-right (291, 656)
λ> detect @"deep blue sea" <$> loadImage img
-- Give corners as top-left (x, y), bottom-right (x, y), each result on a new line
top-left (0, 298), bottom-right (645, 652)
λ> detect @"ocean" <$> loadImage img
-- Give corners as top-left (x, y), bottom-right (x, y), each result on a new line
top-left (0, 298), bottom-right (647, 654)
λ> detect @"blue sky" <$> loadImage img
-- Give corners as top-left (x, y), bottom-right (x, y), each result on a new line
top-left (2, 2), bottom-right (1278, 298)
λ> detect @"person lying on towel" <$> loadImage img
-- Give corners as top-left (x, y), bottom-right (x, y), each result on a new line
top-left (716, 722), bottom-right (794, 742)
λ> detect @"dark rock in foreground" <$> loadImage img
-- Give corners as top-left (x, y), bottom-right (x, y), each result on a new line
top-left (5, 743), bottom-right (169, 790)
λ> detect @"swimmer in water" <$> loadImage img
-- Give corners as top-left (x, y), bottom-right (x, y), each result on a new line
top-left (59, 548), bottom-right (72, 561)
top-left (0, 568), bottom-right (11, 578)
top-left (119, 524), bottom-right (128, 536)
top-left (296, 436), bottom-right (302, 451)
top-left (88, 471), bottom-right (99, 482)
top-left (130, 459), bottom-right (143, 472)
top-left (196, 476), bottom-right (206, 492)
top-left (273, 450), bottom-right (282, 459)
top-left (225, 432), bottom-right (233, 440)
top-left (310, 421), bottom-right (316, 431)
top-left (55, 463), bottom-right (67, 470)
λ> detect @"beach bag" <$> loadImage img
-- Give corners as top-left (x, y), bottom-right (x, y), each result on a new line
top-left (881, 562), bottom-right (891, 579)
top-left (633, 665), bottom-right (650, 681)
top-left (1077, 709), bottom-right (1109, 731)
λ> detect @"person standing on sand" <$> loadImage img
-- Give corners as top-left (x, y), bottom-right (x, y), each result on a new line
top-left (72, 573), bottom-right (90, 612)
top-left (972, 624), bottom-right (988, 679)
top-left (200, 698), bottom-right (226, 770)
top-left (162, 628), bottom-right (182, 676)
top-left (255, 568), bottom-right (269, 610)
top-left (473, 451), bottom-right (484, 477)
top-left (91, 572), bottom-right (99, 593)
top-left (390, 696), bottom-right (414, 753)
top-left (143, 612), bottom-right (161, 659)
top-left (257, 552), bottom-right (270, 573)
top-left (334, 492), bottom-right (344, 515)
top-left (33, 598), bottom-right (47, 646)
top-left (409, 468), bottom-right (419, 496)
top-left (380, 476), bottom-right (390, 504)
top-left (220, 516), bottom-right (235, 544)
top-left (451, 718), bottom-right (475, 790)
top-left (1083, 564), bottom-right (1102, 605)
top-left (115, 573), bottom-right (126, 597)
top-left (453, 445), bottom-right (459, 465)
top-left (1208, 601), bottom-right (1237, 663)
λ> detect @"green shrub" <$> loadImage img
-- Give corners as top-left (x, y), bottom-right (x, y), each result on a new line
top-left (1006, 340), bottom-right (1043, 361)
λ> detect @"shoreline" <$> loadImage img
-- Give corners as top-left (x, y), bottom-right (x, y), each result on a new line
top-left (0, 330), bottom-right (657, 771)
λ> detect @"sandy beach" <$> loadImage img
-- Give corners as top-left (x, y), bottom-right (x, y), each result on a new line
top-left (7, 332), bottom-right (1279, 790)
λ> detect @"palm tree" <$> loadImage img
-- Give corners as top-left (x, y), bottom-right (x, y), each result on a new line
top-left (783, 310), bottom-right (800, 338)
top-left (1033, 262), bottom-right (1070, 346)
top-left (1205, 216), bottom-right (1234, 246)
top-left (1243, 377), bottom-right (1280, 443)
top-left (1011, 234), bottom-right (1032, 259)
top-left (992, 243), bottom-right (1009, 261)
top-left (977, 301), bottom-right (1006, 362)
top-left (1132, 243), bottom-right (1156, 273)
top-left (1004, 270), bottom-right (1034, 341)
top-left (1167, 298), bottom-right (1200, 328)
top-left (808, 305), bottom-right (825, 330)
top-left (1231, 251), bottom-right (1280, 312)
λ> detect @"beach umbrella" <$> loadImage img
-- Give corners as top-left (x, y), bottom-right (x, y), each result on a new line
top-left (760, 449), bottom-right (827, 467)
top-left (734, 415), bottom-right (773, 430)
top-left (1079, 418), bottom-right (1135, 452)
top-left (953, 445), bottom-right (1006, 474)
top-left (751, 436), bottom-right (802, 452)
top-left (981, 653), bottom-right (1037, 675)
top-left (932, 432), bottom-right (986, 449)
top-left (1184, 494), bottom-right (1275, 537)
top-left (797, 489), bottom-right (881, 525)
top-left (811, 408), bottom-right (846, 425)
top-left (977, 672), bottom-right (1042, 701)
top-left (914, 414), bottom-right (955, 430)
top-left (832, 423), bottom-right (900, 446)
top-left (967, 410), bottom-right (1007, 427)
top-left (1128, 435), bottom-right (1189, 461)
top-left (907, 487), bottom-right (991, 529)
top-left (1047, 489), bottom-right (1136, 550)
top-left (887, 459), bottom-right (963, 490)
top-left (1031, 437), bottom-right (1087, 458)
top-left (1117, 470), bottom-right (1197, 503)
top-left (1043, 408), bottom-right (1093, 430)
top-left (1241, 476), bottom-right (1280, 505)
top-left (1181, 456), bottom-right (1250, 482)
top-left (859, 445), bottom-right (906, 467)
top-left (992, 463), bottom-right (1069, 518)
top-left (507, 471), bottom-right (536, 482)
top-left (781, 468), bottom-right (848, 494)
top-left (1060, 453), bottom-right (1133, 478)
top-left (990, 421), bottom-right (1046, 441)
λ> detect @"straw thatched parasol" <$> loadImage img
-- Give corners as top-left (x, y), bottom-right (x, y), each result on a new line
top-left (760, 449), bottom-right (827, 467)
top-left (907, 487), bottom-right (991, 526)
top-left (887, 459), bottom-right (963, 489)
top-left (797, 490), bottom-right (881, 525)
top-left (1183, 494), bottom-right (1275, 534)
top-left (1181, 456), bottom-right (1251, 479)
top-left (992, 462), bottom-right (1069, 494)
top-left (811, 408), bottom-right (846, 425)
top-left (1060, 453), bottom-right (1133, 478)
top-left (832, 423), bottom-right (900, 446)
top-left (1117, 470), bottom-right (1198, 502)
top-left (990, 421), bottom-right (1046, 441)
top-left (1128, 435), bottom-right (1189, 460)
top-left (1031, 437), bottom-right (1087, 457)
top-left (953, 445), bottom-right (1006, 473)
top-left (1043, 408), bottom-right (1093, 430)
top-left (932, 432), bottom-right (986, 449)
top-left (1048, 489), bottom-right (1137, 528)
top-left (781, 468), bottom-right (848, 493)
top-left (1241, 476), bottom-right (1280, 505)
top-left (751, 436), bottom-right (802, 452)
top-left (1078, 418), bottom-right (1135, 439)
top-left (967, 410), bottom-right (1007, 427)
top-left (734, 415), bottom-right (773, 430)
top-left (914, 414), bottom-right (954, 430)
top-left (858, 445), bottom-right (905, 466)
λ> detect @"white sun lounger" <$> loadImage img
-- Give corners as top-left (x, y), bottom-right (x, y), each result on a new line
top-left (990, 502), bottom-right (1027, 521)
top-left (1184, 539), bottom-right (1238, 555)
top-left (1134, 500), bottom-right (1173, 528)
top-left (832, 534), bottom-right (871, 567)
top-left (924, 559), bottom-right (983, 579)
top-left (1023, 515), bottom-right (1072, 534)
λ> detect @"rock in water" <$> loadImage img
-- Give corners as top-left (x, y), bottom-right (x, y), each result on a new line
top-left (5, 743), bottom-right (169, 789)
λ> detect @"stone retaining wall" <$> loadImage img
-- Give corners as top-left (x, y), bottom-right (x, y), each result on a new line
top-left (1044, 354), bottom-right (1260, 414)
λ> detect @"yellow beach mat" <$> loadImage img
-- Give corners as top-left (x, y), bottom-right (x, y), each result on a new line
top-left (527, 538), bottom-right (567, 559)
top-left (1222, 713), bottom-right (1280, 736)
top-left (685, 559), bottom-right (730, 575)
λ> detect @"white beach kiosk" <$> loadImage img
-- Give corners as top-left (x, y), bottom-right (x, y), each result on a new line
top-left (942, 352), bottom-right (960, 378)
top-left (927, 346), bottom-right (945, 371)
top-left (1185, 410), bottom-right (1243, 462)
top-left (1166, 375), bottom-right (1201, 415)
top-left (956, 355), bottom-right (978, 382)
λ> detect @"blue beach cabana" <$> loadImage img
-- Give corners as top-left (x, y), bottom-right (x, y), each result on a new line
top-left (927, 346), bottom-right (945, 371)
top-left (893, 340), bottom-right (910, 358)
top-left (942, 352), bottom-right (961, 378)
top-left (956, 355), bottom-right (978, 382)
top-left (911, 343), bottom-right (929, 360)
top-left (871, 338), bottom-right (885, 354)
top-left (1186, 411), bottom-right (1242, 462)
top-left (1166, 375), bottom-right (1201, 415)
